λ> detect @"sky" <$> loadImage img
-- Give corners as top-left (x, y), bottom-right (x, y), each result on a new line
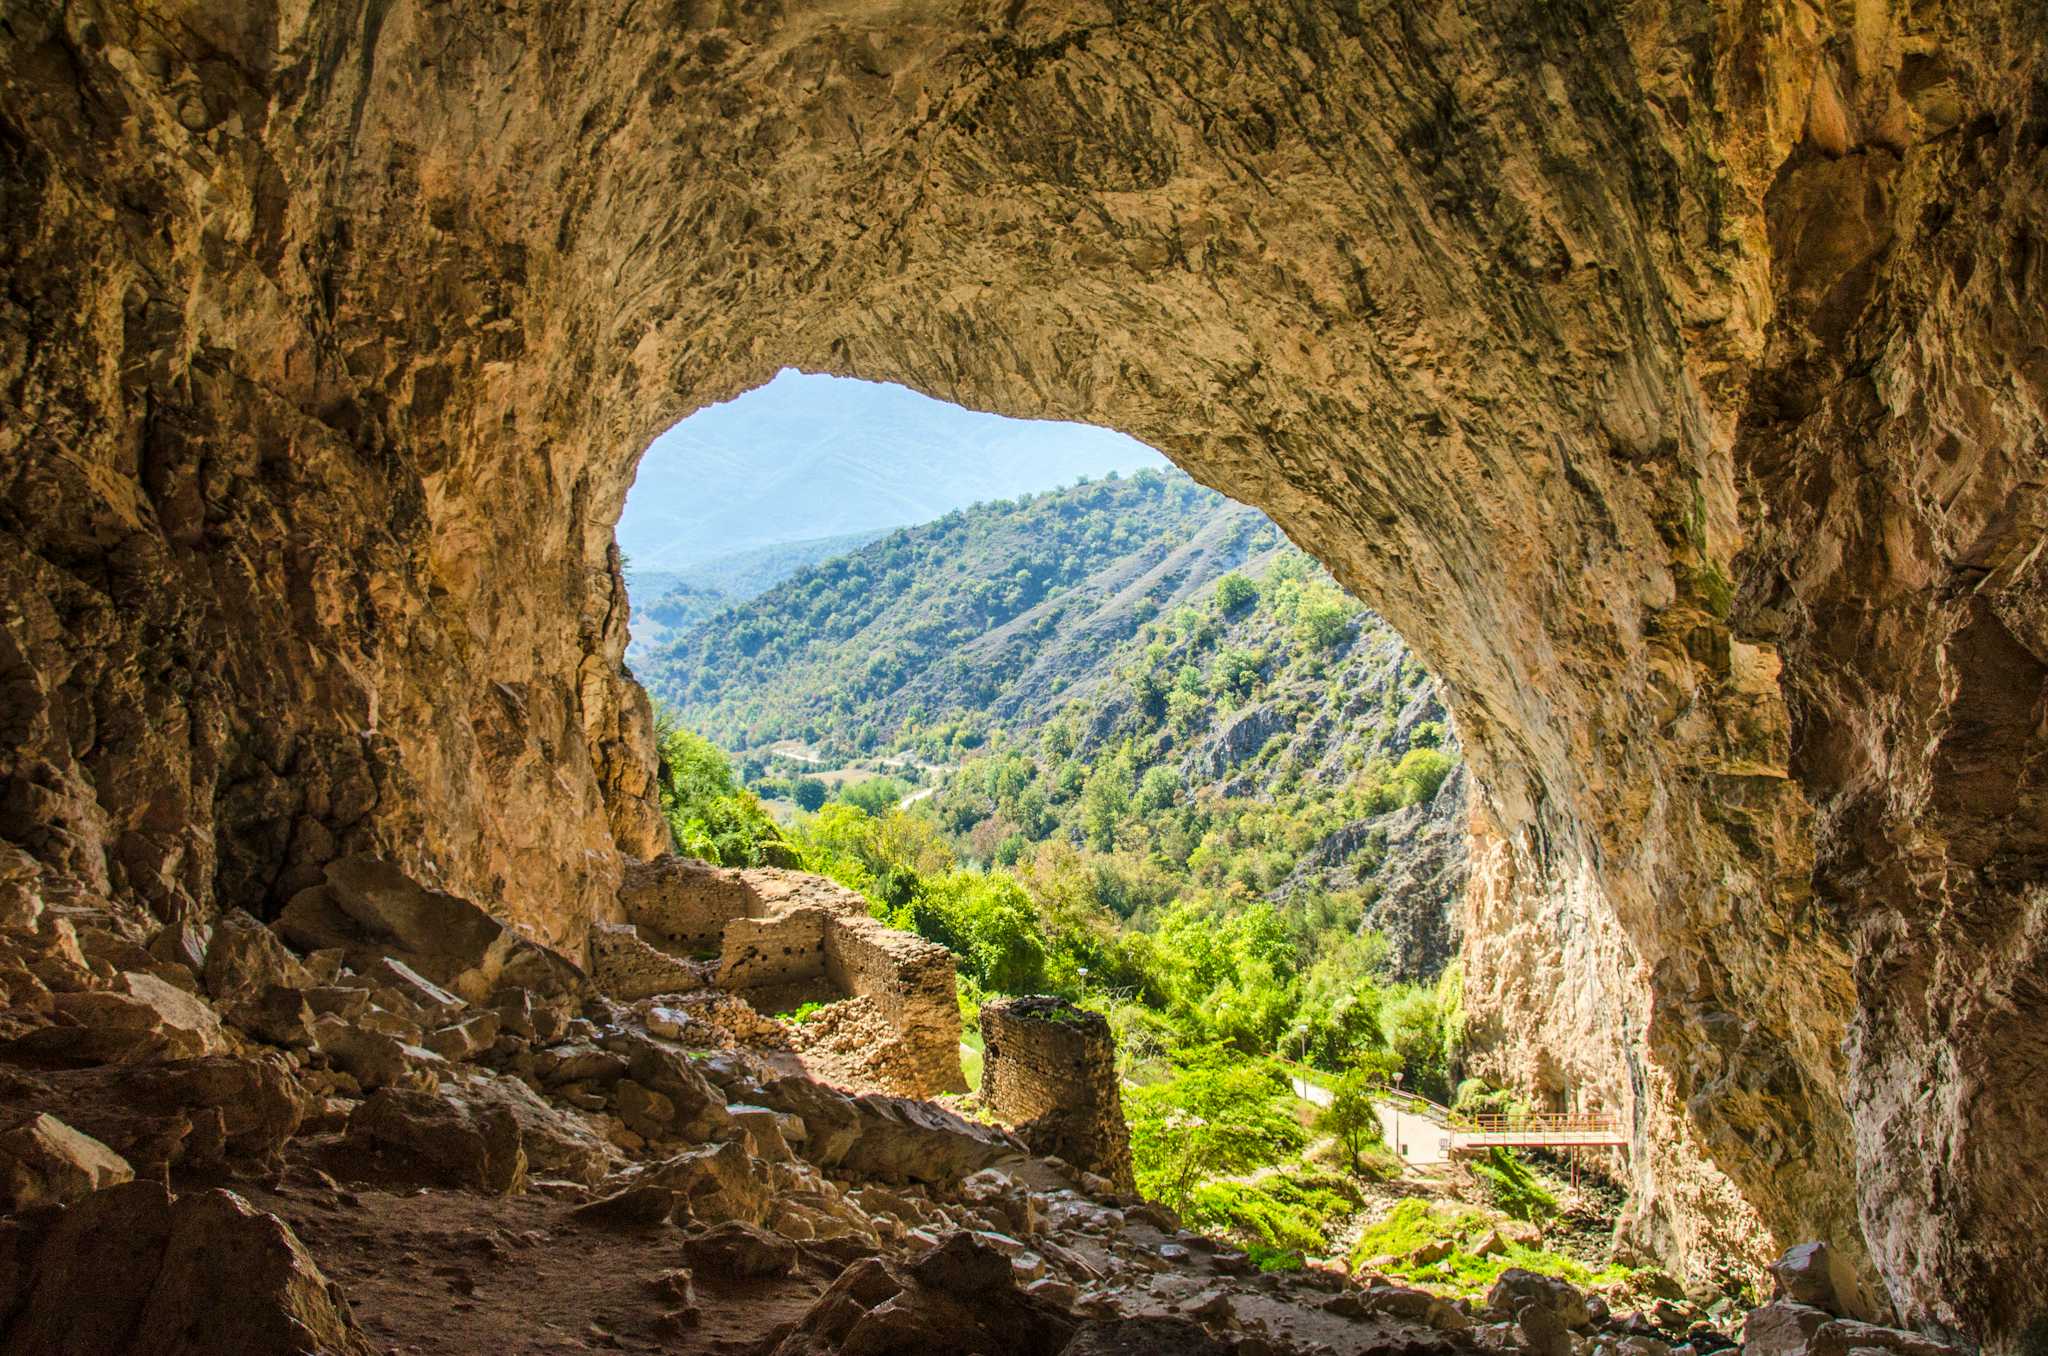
top-left (617, 370), bottom-right (1169, 570)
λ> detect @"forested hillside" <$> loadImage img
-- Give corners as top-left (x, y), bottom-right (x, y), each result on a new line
top-left (641, 470), bottom-right (1275, 751)
top-left (624, 528), bottom-right (888, 665)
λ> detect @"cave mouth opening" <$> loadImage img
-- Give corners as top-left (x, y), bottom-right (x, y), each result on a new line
top-left (613, 365), bottom-right (1496, 1169)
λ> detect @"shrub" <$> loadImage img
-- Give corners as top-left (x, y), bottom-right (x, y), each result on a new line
top-left (793, 776), bottom-right (828, 811)
top-left (1214, 572), bottom-right (1258, 614)
top-left (652, 708), bottom-right (790, 867)
top-left (841, 776), bottom-right (909, 815)
top-left (1392, 747), bottom-right (1455, 805)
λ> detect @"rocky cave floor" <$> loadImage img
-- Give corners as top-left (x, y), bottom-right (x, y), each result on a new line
top-left (0, 869), bottom-right (1953, 1355)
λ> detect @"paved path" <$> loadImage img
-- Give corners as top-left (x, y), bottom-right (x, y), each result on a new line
top-left (1288, 1072), bottom-right (1333, 1108)
top-left (1373, 1100), bottom-right (1453, 1165)
top-left (1285, 1068), bottom-right (1451, 1166)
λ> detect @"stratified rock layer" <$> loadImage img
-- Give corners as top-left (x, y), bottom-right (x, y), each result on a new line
top-left (0, 2), bottom-right (2042, 1348)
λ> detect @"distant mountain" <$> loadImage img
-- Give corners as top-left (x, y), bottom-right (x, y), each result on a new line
top-left (624, 529), bottom-right (889, 665)
top-left (639, 469), bottom-right (1268, 752)
top-left (618, 370), bottom-right (1168, 570)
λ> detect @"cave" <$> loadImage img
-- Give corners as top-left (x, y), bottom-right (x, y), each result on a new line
top-left (1, 1), bottom-right (2043, 1350)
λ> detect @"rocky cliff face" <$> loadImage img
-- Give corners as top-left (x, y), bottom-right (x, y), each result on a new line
top-left (1, 1), bottom-right (2042, 1347)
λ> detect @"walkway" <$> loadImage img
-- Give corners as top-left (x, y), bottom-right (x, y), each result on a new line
top-left (1447, 1113), bottom-right (1627, 1154)
top-left (1283, 1065), bottom-right (1625, 1168)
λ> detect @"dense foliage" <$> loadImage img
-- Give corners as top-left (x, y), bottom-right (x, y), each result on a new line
top-left (651, 709), bottom-right (793, 868)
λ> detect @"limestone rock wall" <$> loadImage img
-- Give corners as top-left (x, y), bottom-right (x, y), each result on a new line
top-left (1, 1), bottom-right (2043, 1346)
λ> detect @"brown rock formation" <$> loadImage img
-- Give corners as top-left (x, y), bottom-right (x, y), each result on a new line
top-left (1, 1), bottom-right (2042, 1347)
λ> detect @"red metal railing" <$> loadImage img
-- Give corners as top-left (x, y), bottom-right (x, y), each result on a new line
top-left (1459, 1112), bottom-right (1624, 1136)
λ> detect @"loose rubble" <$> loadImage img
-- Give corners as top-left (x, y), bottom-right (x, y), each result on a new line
top-left (0, 854), bottom-right (1981, 1355)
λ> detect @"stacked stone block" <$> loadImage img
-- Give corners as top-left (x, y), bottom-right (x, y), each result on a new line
top-left (978, 996), bottom-right (1133, 1191)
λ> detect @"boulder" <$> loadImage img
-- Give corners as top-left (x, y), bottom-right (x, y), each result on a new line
top-left (640, 1139), bottom-right (770, 1225)
top-left (614, 1079), bottom-right (676, 1141)
top-left (1810, 1320), bottom-right (1961, 1356)
top-left (278, 856), bottom-right (585, 1006)
top-left (363, 956), bottom-right (466, 1021)
top-left (613, 1030), bottom-right (733, 1140)
top-left (728, 1103), bottom-right (796, 1162)
top-left (1516, 1298), bottom-right (1575, 1356)
top-left (147, 921), bottom-right (211, 976)
top-left (836, 1094), bottom-right (1023, 1185)
top-left (681, 1220), bottom-right (799, 1278)
top-left (1744, 1302), bottom-right (1836, 1356)
top-left (0, 1182), bottom-right (373, 1355)
top-left (312, 1015), bottom-right (444, 1091)
top-left (228, 985), bottom-right (317, 1046)
top-left (2, 1179), bottom-right (175, 1353)
top-left (0, 847), bottom-right (43, 931)
top-left (345, 1087), bottom-right (527, 1194)
top-left (130, 1188), bottom-right (374, 1355)
top-left (116, 971), bottom-right (224, 1055)
top-left (1489, 1268), bottom-right (1592, 1328)
top-left (441, 1072), bottom-right (616, 1186)
top-left (534, 1041), bottom-right (629, 1085)
top-left (0, 1112), bottom-right (132, 1209)
top-left (423, 1012), bottom-right (500, 1062)
top-left (755, 1074), bottom-right (862, 1166)
top-left (1770, 1243), bottom-right (1877, 1322)
top-left (118, 1054), bottom-right (305, 1163)
top-left (202, 910), bottom-right (311, 1004)
top-left (765, 1232), bottom-right (1075, 1356)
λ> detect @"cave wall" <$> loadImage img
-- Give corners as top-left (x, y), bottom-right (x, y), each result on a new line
top-left (0, 0), bottom-right (2041, 1346)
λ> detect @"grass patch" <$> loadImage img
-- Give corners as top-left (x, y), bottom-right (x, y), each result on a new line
top-left (1185, 1170), bottom-right (1363, 1255)
top-left (1471, 1148), bottom-right (1558, 1222)
top-left (776, 1001), bottom-right (827, 1024)
top-left (1348, 1200), bottom-right (1631, 1298)
top-left (1246, 1241), bottom-right (1305, 1272)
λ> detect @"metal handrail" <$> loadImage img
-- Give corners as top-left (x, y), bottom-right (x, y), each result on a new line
top-left (1460, 1112), bottom-right (1623, 1135)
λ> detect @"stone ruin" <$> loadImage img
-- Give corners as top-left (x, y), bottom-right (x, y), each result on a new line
top-left (978, 995), bottom-right (1133, 1192)
top-left (589, 855), bottom-right (966, 1099)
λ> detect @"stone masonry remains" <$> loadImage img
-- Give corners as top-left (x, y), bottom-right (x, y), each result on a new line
top-left (594, 855), bottom-right (966, 1098)
top-left (978, 995), bottom-right (1133, 1192)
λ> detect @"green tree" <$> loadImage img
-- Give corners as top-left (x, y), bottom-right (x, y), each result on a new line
top-left (793, 776), bottom-right (828, 811)
top-left (842, 776), bottom-right (909, 816)
top-left (1315, 1069), bottom-right (1388, 1171)
top-left (1214, 572), bottom-right (1259, 615)
top-left (1134, 764), bottom-right (1180, 814)
top-left (1125, 1055), bottom-right (1307, 1212)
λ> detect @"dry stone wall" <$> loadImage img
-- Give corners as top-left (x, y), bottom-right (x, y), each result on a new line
top-left (600, 856), bottom-right (965, 1098)
top-left (1, 2), bottom-right (2043, 1344)
top-left (978, 997), bottom-right (1132, 1193)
